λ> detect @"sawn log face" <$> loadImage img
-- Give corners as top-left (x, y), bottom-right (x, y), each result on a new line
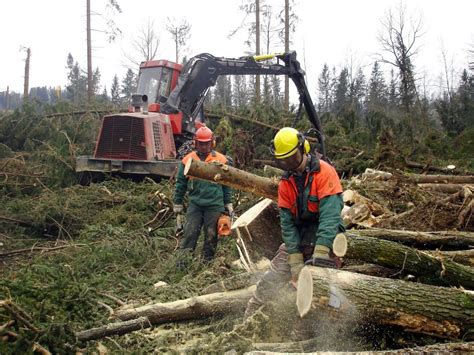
top-left (303, 267), bottom-right (474, 339)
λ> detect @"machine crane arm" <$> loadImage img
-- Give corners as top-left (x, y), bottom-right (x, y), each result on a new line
top-left (162, 51), bottom-right (327, 160)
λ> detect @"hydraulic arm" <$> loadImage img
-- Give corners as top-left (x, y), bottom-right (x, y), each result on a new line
top-left (162, 51), bottom-right (327, 160)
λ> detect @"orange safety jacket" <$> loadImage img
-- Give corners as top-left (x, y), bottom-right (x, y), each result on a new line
top-left (174, 150), bottom-right (231, 210)
top-left (278, 155), bottom-right (344, 253)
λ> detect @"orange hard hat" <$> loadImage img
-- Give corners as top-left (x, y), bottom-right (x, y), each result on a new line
top-left (217, 214), bottom-right (232, 237)
top-left (195, 126), bottom-right (213, 142)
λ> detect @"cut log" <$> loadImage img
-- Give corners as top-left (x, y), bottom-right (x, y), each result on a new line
top-left (350, 228), bottom-right (474, 249)
top-left (249, 340), bottom-right (474, 354)
top-left (342, 233), bottom-right (474, 289)
top-left (405, 159), bottom-right (472, 175)
top-left (408, 174), bottom-right (474, 184)
top-left (423, 249), bottom-right (474, 267)
top-left (76, 286), bottom-right (255, 341)
top-left (361, 168), bottom-right (393, 181)
top-left (232, 198), bottom-right (281, 260)
top-left (115, 286), bottom-right (255, 322)
top-left (419, 183), bottom-right (472, 194)
top-left (76, 316), bottom-right (151, 342)
top-left (297, 266), bottom-right (474, 339)
top-left (184, 158), bottom-right (278, 201)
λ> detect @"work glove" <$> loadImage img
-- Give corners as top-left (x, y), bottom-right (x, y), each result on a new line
top-left (305, 245), bottom-right (337, 268)
top-left (288, 253), bottom-right (304, 282)
top-left (224, 203), bottom-right (233, 214)
top-left (173, 204), bottom-right (183, 214)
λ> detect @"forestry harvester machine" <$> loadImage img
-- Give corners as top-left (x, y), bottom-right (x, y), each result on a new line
top-left (75, 51), bottom-right (326, 182)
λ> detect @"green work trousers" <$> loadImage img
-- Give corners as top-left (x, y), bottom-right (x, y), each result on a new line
top-left (180, 203), bottom-right (222, 260)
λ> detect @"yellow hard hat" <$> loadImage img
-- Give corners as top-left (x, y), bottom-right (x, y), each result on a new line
top-left (272, 127), bottom-right (309, 159)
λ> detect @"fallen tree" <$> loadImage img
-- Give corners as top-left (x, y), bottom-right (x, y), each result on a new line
top-left (249, 340), bottom-right (474, 354)
top-left (296, 267), bottom-right (474, 339)
top-left (184, 158), bottom-right (278, 200)
top-left (75, 286), bottom-right (255, 341)
top-left (408, 174), bottom-right (474, 184)
top-left (350, 228), bottom-right (474, 249)
top-left (339, 233), bottom-right (474, 289)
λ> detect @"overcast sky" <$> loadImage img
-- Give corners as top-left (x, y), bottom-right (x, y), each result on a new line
top-left (1, 0), bottom-right (473, 99)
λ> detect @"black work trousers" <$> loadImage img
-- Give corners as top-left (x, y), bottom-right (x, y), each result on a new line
top-left (180, 203), bottom-right (222, 260)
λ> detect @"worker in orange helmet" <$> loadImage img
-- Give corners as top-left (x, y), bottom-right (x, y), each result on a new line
top-left (245, 127), bottom-right (345, 319)
top-left (173, 126), bottom-right (233, 265)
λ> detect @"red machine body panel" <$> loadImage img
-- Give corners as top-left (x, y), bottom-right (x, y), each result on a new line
top-left (94, 112), bottom-right (176, 161)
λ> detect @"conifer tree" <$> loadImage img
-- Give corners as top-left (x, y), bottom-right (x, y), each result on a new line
top-left (111, 75), bottom-right (121, 106)
top-left (367, 61), bottom-right (387, 110)
top-left (317, 64), bottom-right (333, 113)
top-left (121, 69), bottom-right (137, 101)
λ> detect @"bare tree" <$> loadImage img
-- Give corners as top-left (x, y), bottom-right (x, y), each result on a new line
top-left (87, 0), bottom-right (93, 103)
top-left (21, 47), bottom-right (31, 100)
top-left (440, 41), bottom-right (456, 103)
top-left (166, 17), bottom-right (191, 63)
top-left (228, 1), bottom-right (261, 103)
top-left (86, 0), bottom-right (122, 104)
top-left (124, 18), bottom-right (160, 67)
top-left (377, 2), bottom-right (423, 113)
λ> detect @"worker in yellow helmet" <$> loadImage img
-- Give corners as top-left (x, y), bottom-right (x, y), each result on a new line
top-left (245, 127), bottom-right (345, 319)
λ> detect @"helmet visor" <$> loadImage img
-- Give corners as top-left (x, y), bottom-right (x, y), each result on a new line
top-left (274, 149), bottom-right (303, 171)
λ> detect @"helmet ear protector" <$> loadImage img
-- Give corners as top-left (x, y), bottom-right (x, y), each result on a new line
top-left (270, 131), bottom-right (310, 157)
top-left (194, 137), bottom-right (216, 149)
top-left (299, 132), bottom-right (311, 155)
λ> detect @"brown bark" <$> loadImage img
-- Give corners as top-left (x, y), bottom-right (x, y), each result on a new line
top-left (115, 286), bottom-right (254, 322)
top-left (423, 249), bottom-right (474, 267)
top-left (250, 340), bottom-right (474, 353)
top-left (76, 316), bottom-right (151, 342)
top-left (297, 267), bottom-right (474, 339)
top-left (350, 228), bottom-right (474, 249)
top-left (184, 158), bottom-right (278, 201)
top-left (76, 287), bottom-right (255, 341)
top-left (408, 174), bottom-right (474, 184)
top-left (406, 159), bottom-right (473, 175)
top-left (419, 183), bottom-right (472, 194)
top-left (342, 233), bottom-right (474, 289)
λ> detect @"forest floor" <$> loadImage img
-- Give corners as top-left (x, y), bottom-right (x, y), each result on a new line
top-left (1, 150), bottom-right (472, 353)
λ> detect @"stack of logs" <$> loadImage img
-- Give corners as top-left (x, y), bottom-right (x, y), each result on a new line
top-left (76, 160), bottom-right (474, 352)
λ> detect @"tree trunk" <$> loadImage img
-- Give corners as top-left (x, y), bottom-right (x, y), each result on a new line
top-left (284, 0), bottom-right (289, 110)
top-left (423, 249), bottom-right (474, 267)
top-left (76, 316), bottom-right (151, 341)
top-left (184, 158), bottom-right (278, 200)
top-left (296, 267), bottom-right (474, 339)
top-left (342, 233), bottom-right (474, 289)
top-left (255, 0), bottom-right (260, 103)
top-left (409, 174), bottom-right (474, 184)
top-left (350, 228), bottom-right (474, 249)
top-left (249, 340), bottom-right (474, 353)
top-left (115, 286), bottom-right (254, 322)
top-left (419, 183), bottom-right (472, 194)
top-left (86, 0), bottom-right (93, 104)
top-left (76, 286), bottom-right (255, 341)
top-left (23, 48), bottom-right (30, 100)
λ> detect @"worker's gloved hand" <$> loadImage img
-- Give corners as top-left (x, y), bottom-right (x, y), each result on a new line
top-left (288, 253), bottom-right (304, 282)
top-left (173, 204), bottom-right (183, 214)
top-left (224, 203), bottom-right (233, 214)
top-left (305, 245), bottom-right (337, 268)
